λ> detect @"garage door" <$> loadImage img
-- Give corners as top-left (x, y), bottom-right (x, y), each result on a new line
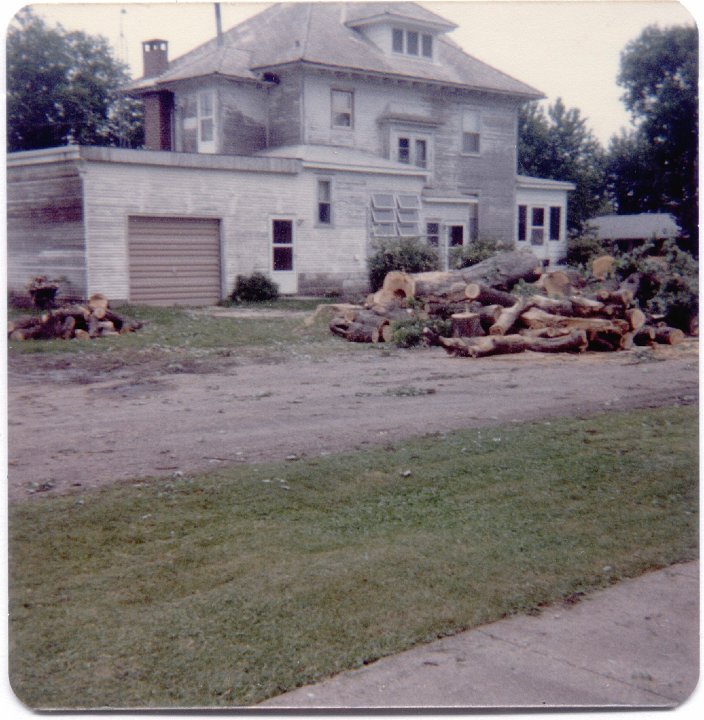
top-left (128, 216), bottom-right (222, 305)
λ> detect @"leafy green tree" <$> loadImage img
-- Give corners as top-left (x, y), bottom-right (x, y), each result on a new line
top-left (518, 98), bottom-right (607, 236)
top-left (6, 7), bottom-right (143, 151)
top-left (606, 24), bottom-right (698, 251)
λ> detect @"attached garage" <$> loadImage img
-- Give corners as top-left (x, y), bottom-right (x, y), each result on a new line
top-left (127, 216), bottom-right (222, 305)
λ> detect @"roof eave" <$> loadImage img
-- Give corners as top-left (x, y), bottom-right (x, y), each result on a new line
top-left (251, 59), bottom-right (544, 100)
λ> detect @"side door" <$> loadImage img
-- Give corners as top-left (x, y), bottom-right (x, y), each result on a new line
top-left (271, 218), bottom-right (298, 294)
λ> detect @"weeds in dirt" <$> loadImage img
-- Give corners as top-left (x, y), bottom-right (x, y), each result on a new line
top-left (8, 406), bottom-right (698, 709)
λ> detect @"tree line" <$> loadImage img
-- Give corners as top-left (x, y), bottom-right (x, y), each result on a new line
top-left (6, 8), bottom-right (698, 253)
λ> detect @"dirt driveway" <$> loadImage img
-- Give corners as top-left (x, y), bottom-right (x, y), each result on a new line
top-left (7, 340), bottom-right (698, 503)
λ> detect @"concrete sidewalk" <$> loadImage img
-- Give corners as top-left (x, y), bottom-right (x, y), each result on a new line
top-left (260, 561), bottom-right (699, 710)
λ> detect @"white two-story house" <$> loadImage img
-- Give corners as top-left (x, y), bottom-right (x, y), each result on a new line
top-left (7, 2), bottom-right (573, 304)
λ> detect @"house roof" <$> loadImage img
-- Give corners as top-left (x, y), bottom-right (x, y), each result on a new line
top-left (588, 213), bottom-right (681, 240)
top-left (255, 143), bottom-right (429, 176)
top-left (516, 175), bottom-right (576, 192)
top-left (126, 2), bottom-right (543, 100)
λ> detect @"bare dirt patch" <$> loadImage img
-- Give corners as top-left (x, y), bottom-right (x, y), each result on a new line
top-left (7, 340), bottom-right (698, 503)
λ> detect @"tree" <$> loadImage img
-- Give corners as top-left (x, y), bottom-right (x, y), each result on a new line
top-left (518, 98), bottom-right (607, 236)
top-left (606, 24), bottom-right (698, 251)
top-left (6, 7), bottom-right (143, 151)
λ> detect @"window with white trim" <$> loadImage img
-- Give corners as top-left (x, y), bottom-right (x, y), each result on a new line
top-left (392, 27), bottom-right (434, 59)
top-left (317, 179), bottom-right (332, 225)
top-left (426, 221), bottom-right (440, 247)
top-left (370, 193), bottom-right (421, 238)
top-left (197, 90), bottom-right (215, 153)
top-left (462, 109), bottom-right (481, 155)
top-left (331, 89), bottom-right (353, 128)
top-left (531, 207), bottom-right (545, 245)
top-left (394, 133), bottom-right (430, 169)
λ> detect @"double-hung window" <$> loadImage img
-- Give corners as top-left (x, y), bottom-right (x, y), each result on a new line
top-left (462, 109), bottom-right (481, 155)
top-left (531, 207), bottom-right (545, 245)
top-left (426, 222), bottom-right (440, 247)
top-left (331, 90), bottom-right (353, 128)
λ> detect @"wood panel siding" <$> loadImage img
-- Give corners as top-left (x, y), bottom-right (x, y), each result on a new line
top-left (128, 216), bottom-right (222, 305)
top-left (6, 158), bottom-right (86, 301)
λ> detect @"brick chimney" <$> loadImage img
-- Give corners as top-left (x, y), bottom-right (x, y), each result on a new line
top-left (142, 39), bottom-right (169, 78)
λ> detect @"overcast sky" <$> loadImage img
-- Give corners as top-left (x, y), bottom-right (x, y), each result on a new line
top-left (4, 1), bottom-right (699, 145)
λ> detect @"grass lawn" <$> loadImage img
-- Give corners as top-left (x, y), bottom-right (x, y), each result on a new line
top-left (7, 300), bottom-right (354, 360)
top-left (8, 405), bottom-right (698, 709)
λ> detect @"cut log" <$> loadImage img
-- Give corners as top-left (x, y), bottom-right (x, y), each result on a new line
top-left (88, 293), bottom-right (109, 312)
top-left (457, 250), bottom-right (543, 291)
top-left (654, 325), bottom-right (685, 345)
top-left (477, 304), bottom-right (503, 331)
top-left (570, 296), bottom-right (606, 317)
top-left (619, 273), bottom-right (641, 300)
top-left (489, 297), bottom-right (533, 336)
top-left (519, 307), bottom-right (630, 334)
top-left (439, 330), bottom-right (588, 358)
top-left (535, 270), bottom-right (572, 297)
top-left (451, 312), bottom-right (485, 338)
top-left (408, 271), bottom-right (469, 303)
top-left (464, 283), bottom-right (516, 307)
top-left (592, 254), bottom-right (615, 280)
top-left (596, 288), bottom-right (634, 307)
top-left (529, 295), bottom-right (575, 316)
top-left (633, 326), bottom-right (656, 346)
top-left (625, 307), bottom-right (647, 331)
top-left (382, 271), bottom-right (415, 299)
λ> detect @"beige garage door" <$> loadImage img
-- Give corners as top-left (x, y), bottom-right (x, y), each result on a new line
top-left (128, 216), bottom-right (222, 305)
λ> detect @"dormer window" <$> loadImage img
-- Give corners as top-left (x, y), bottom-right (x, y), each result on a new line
top-left (392, 27), bottom-right (434, 59)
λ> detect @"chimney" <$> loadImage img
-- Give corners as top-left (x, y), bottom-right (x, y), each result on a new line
top-left (142, 39), bottom-right (169, 78)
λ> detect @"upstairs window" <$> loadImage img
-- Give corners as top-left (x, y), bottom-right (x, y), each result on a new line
top-left (395, 134), bottom-right (430, 169)
top-left (331, 90), bottom-right (353, 128)
top-left (462, 109), bottom-right (481, 155)
top-left (421, 33), bottom-right (433, 58)
top-left (392, 28), bottom-right (434, 59)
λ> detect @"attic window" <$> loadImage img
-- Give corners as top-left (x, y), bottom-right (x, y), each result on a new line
top-left (392, 28), bottom-right (434, 59)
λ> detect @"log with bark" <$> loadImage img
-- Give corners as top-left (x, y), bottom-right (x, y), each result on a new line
top-left (326, 249), bottom-right (693, 358)
top-left (438, 330), bottom-right (588, 358)
top-left (8, 297), bottom-right (141, 342)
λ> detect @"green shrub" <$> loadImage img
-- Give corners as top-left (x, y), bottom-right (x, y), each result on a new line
top-left (391, 317), bottom-right (452, 348)
top-left (565, 229), bottom-right (607, 269)
top-left (230, 272), bottom-right (280, 303)
top-left (367, 238), bottom-right (439, 292)
top-left (449, 236), bottom-right (508, 269)
top-left (613, 238), bottom-right (698, 331)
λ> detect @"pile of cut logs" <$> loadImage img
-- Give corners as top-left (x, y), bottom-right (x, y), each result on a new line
top-left (8, 294), bottom-right (143, 341)
top-left (329, 250), bottom-right (690, 358)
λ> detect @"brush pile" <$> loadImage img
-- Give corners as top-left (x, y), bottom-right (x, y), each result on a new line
top-left (329, 250), bottom-right (691, 358)
top-left (8, 294), bottom-right (143, 341)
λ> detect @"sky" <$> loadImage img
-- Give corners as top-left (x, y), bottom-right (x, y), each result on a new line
top-left (2, 1), bottom-right (700, 144)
